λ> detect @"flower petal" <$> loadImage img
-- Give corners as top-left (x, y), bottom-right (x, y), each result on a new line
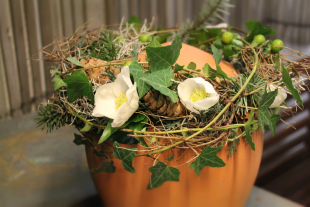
top-left (178, 78), bottom-right (199, 101)
top-left (269, 86), bottom-right (287, 108)
top-left (112, 74), bottom-right (129, 96)
top-left (120, 66), bottom-right (133, 87)
top-left (92, 99), bottom-right (117, 119)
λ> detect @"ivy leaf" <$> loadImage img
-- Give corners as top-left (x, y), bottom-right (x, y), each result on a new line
top-left (146, 35), bottom-right (182, 72)
top-left (51, 68), bottom-right (61, 75)
top-left (282, 66), bottom-right (303, 107)
top-left (211, 44), bottom-right (222, 65)
top-left (67, 57), bottom-right (84, 67)
top-left (187, 62), bottom-right (196, 70)
top-left (269, 114), bottom-right (281, 136)
top-left (90, 160), bottom-right (116, 173)
top-left (53, 76), bottom-right (67, 90)
top-left (73, 133), bottom-right (92, 146)
top-left (244, 21), bottom-right (276, 42)
top-left (113, 141), bottom-right (136, 173)
top-left (130, 44), bottom-right (138, 62)
top-left (147, 161), bottom-right (180, 189)
top-left (244, 111), bottom-right (255, 151)
top-left (190, 145), bottom-right (226, 176)
top-left (148, 39), bottom-right (162, 47)
top-left (257, 87), bottom-right (278, 134)
top-left (127, 15), bottom-right (141, 28)
top-left (174, 64), bottom-right (184, 72)
top-left (92, 148), bottom-right (109, 159)
top-left (128, 115), bottom-right (149, 147)
top-left (80, 123), bottom-right (93, 132)
top-left (129, 62), bottom-right (151, 98)
top-left (64, 71), bottom-right (94, 103)
top-left (142, 68), bottom-right (178, 102)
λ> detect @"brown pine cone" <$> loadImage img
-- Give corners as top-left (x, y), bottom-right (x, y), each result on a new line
top-left (80, 58), bottom-right (120, 85)
top-left (144, 91), bottom-right (184, 117)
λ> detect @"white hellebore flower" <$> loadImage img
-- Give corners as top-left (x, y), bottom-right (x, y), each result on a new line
top-left (268, 85), bottom-right (287, 108)
top-left (92, 66), bottom-right (139, 127)
top-left (178, 78), bottom-right (219, 114)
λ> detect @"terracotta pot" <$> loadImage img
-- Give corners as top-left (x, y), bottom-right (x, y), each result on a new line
top-left (85, 43), bottom-right (264, 207)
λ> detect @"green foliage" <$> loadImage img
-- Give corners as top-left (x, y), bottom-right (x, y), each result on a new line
top-left (187, 62), bottom-right (196, 70)
top-left (148, 39), bottom-right (162, 47)
top-left (37, 104), bottom-right (72, 133)
top-left (80, 123), bottom-right (93, 132)
top-left (174, 64), bottom-right (184, 72)
top-left (130, 44), bottom-right (138, 62)
top-left (53, 76), bottom-right (67, 90)
top-left (113, 141), bottom-right (136, 173)
top-left (92, 148), bottom-right (109, 159)
top-left (244, 111), bottom-right (255, 151)
top-left (228, 138), bottom-right (240, 157)
top-left (282, 66), bottom-right (303, 107)
top-left (64, 71), bottom-right (94, 103)
top-left (129, 62), bottom-right (151, 98)
top-left (127, 15), bottom-right (141, 28)
top-left (90, 160), bottom-right (116, 173)
top-left (146, 35), bottom-right (182, 72)
top-left (244, 21), bottom-right (276, 42)
top-left (190, 145), bottom-right (226, 176)
top-left (67, 57), bottom-right (84, 67)
top-left (147, 161), bottom-right (180, 189)
top-left (211, 45), bottom-right (222, 65)
top-left (142, 69), bottom-right (178, 103)
top-left (257, 87), bottom-right (281, 135)
top-left (101, 66), bottom-right (117, 82)
top-left (87, 30), bottom-right (120, 61)
top-left (73, 133), bottom-right (92, 146)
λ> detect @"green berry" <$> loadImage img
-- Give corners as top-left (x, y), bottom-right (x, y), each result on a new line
top-left (222, 31), bottom-right (233, 44)
top-left (253, 34), bottom-right (265, 44)
top-left (123, 61), bottom-right (132, 67)
top-left (271, 39), bottom-right (284, 53)
top-left (139, 34), bottom-right (151, 43)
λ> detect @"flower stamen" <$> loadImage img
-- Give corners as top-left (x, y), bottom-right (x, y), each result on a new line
top-left (191, 89), bottom-right (209, 103)
top-left (115, 92), bottom-right (127, 109)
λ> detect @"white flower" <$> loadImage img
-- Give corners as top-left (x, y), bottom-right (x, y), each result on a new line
top-left (177, 78), bottom-right (219, 114)
top-left (92, 66), bottom-right (139, 127)
top-left (267, 85), bottom-right (287, 108)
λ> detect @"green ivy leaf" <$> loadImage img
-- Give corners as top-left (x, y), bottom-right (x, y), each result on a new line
top-left (67, 57), bottom-right (84, 67)
top-left (148, 39), bottom-right (162, 47)
top-left (282, 66), bottom-right (303, 107)
top-left (174, 64), bottom-right (184, 72)
top-left (211, 44), bottom-right (222, 65)
top-left (244, 21), bottom-right (276, 42)
top-left (190, 145), bottom-right (226, 176)
top-left (92, 148), bottom-right (109, 159)
top-left (73, 133), bottom-right (92, 146)
top-left (90, 160), bottom-right (116, 173)
top-left (53, 76), bottom-right (67, 90)
top-left (113, 141), bottom-right (136, 173)
top-left (64, 71), bottom-right (94, 103)
top-left (129, 62), bottom-right (151, 98)
top-left (142, 68), bottom-right (178, 102)
top-left (146, 35), bottom-right (182, 72)
top-left (244, 111), bottom-right (255, 151)
top-left (257, 87), bottom-right (279, 134)
top-left (80, 123), bottom-right (93, 132)
top-left (187, 62), bottom-right (196, 70)
top-left (127, 15), bottom-right (141, 28)
top-left (51, 68), bottom-right (61, 75)
top-left (128, 115), bottom-right (149, 147)
top-left (147, 161), bottom-right (180, 189)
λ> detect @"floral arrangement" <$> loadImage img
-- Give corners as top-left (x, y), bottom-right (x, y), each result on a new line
top-left (37, 0), bottom-right (309, 189)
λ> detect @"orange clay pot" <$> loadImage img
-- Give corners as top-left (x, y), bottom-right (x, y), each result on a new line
top-left (85, 43), bottom-right (264, 207)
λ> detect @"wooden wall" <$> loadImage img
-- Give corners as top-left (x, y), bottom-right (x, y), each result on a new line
top-left (1, 0), bottom-right (310, 121)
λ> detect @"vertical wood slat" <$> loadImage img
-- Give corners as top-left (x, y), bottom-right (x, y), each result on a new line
top-left (24, 0), bottom-right (46, 107)
top-left (0, 0), bottom-right (22, 117)
top-left (61, 0), bottom-right (74, 37)
top-left (85, 0), bottom-right (107, 26)
top-left (0, 42), bottom-right (11, 121)
top-left (10, 0), bottom-right (34, 113)
top-left (119, 0), bottom-right (129, 22)
top-left (72, 0), bottom-right (86, 32)
top-left (107, 0), bottom-right (120, 25)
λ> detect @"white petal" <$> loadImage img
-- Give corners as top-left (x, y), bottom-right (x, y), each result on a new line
top-left (94, 83), bottom-right (117, 105)
top-left (120, 66), bottom-right (133, 87)
top-left (178, 78), bottom-right (199, 101)
top-left (92, 99), bottom-right (117, 118)
top-left (269, 87), bottom-right (287, 108)
top-left (111, 83), bottom-right (139, 127)
top-left (195, 94), bottom-right (219, 109)
top-left (113, 74), bottom-right (129, 96)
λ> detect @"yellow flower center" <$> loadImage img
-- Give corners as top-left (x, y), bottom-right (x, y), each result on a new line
top-left (190, 89), bottom-right (209, 103)
top-left (115, 92), bottom-right (127, 109)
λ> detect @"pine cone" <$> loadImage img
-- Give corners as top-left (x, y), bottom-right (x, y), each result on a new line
top-left (80, 58), bottom-right (120, 85)
top-left (144, 91), bottom-right (184, 117)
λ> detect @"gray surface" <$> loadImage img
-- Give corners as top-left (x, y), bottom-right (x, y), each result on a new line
top-left (0, 113), bottom-right (304, 207)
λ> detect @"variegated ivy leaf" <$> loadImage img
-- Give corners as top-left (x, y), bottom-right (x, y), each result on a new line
top-left (53, 76), bottom-right (67, 90)
top-left (129, 62), bottom-right (151, 98)
top-left (282, 66), bottom-right (303, 107)
top-left (141, 68), bottom-right (178, 103)
top-left (147, 161), bottom-right (180, 189)
top-left (190, 145), bottom-right (226, 176)
top-left (90, 160), bottom-right (116, 173)
top-left (67, 57), bottom-right (84, 67)
top-left (146, 35), bottom-right (182, 72)
top-left (113, 141), bottom-right (136, 173)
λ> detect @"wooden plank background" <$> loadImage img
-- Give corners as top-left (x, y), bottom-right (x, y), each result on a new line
top-left (1, 0), bottom-right (310, 121)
